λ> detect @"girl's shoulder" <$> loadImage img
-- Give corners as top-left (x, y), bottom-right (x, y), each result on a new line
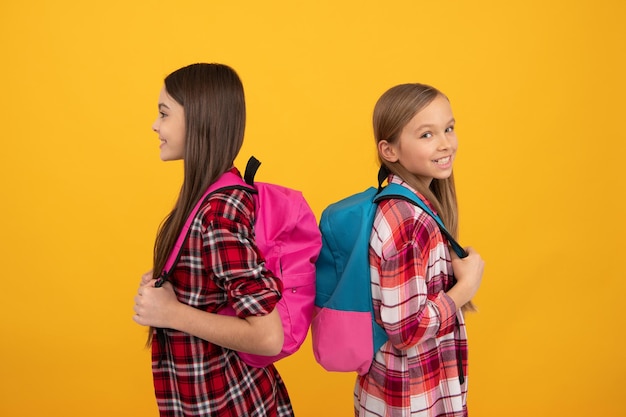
top-left (377, 197), bottom-right (439, 234)
top-left (375, 198), bottom-right (444, 261)
top-left (198, 187), bottom-right (256, 225)
top-left (380, 178), bottom-right (440, 235)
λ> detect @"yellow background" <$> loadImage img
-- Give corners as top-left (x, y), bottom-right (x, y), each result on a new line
top-left (1, 1), bottom-right (624, 416)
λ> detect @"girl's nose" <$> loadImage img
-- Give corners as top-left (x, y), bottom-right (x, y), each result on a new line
top-left (438, 134), bottom-right (451, 149)
top-left (152, 119), bottom-right (159, 132)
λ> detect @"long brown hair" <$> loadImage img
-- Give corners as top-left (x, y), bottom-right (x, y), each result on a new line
top-left (148, 63), bottom-right (246, 344)
top-left (373, 83), bottom-right (458, 238)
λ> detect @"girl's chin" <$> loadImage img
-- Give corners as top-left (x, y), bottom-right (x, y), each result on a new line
top-left (160, 150), bottom-right (184, 161)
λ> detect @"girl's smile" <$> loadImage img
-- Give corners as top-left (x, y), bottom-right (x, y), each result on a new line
top-left (152, 86), bottom-right (186, 161)
top-left (433, 155), bottom-right (453, 168)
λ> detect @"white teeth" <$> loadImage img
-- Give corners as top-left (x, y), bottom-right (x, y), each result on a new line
top-left (435, 156), bottom-right (450, 164)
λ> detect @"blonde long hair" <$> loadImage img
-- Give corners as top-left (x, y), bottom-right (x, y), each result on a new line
top-left (373, 83), bottom-right (475, 311)
top-left (373, 83), bottom-right (458, 238)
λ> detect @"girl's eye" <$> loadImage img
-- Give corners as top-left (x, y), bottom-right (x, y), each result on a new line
top-left (445, 126), bottom-right (455, 133)
top-left (420, 132), bottom-right (432, 139)
top-left (159, 112), bottom-right (167, 118)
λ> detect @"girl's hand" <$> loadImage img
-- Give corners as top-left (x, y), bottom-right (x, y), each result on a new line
top-left (133, 280), bottom-right (179, 328)
top-left (448, 247), bottom-right (484, 308)
top-left (139, 270), bottom-right (153, 286)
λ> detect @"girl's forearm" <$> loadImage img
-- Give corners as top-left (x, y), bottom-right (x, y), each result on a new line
top-left (446, 282), bottom-right (475, 311)
top-left (167, 303), bottom-right (284, 355)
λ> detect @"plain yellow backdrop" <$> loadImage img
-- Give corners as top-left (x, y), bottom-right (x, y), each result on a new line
top-left (1, 1), bottom-right (624, 416)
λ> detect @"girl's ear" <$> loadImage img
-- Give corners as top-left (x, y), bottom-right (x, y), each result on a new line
top-left (378, 140), bottom-right (399, 163)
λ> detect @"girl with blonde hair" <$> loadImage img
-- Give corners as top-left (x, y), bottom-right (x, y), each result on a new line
top-left (355, 83), bottom-right (484, 417)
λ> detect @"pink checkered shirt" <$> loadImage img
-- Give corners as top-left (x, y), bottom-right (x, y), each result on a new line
top-left (355, 177), bottom-right (468, 417)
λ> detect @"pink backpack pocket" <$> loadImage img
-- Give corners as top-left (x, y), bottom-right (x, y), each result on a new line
top-left (311, 307), bottom-right (376, 375)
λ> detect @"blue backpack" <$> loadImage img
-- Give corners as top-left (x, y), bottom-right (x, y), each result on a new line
top-left (311, 172), bottom-right (466, 375)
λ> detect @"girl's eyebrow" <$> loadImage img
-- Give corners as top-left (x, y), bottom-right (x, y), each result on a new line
top-left (417, 118), bottom-right (456, 129)
top-left (158, 103), bottom-right (170, 110)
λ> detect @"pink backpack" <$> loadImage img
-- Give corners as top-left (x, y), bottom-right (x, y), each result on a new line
top-left (158, 156), bottom-right (321, 368)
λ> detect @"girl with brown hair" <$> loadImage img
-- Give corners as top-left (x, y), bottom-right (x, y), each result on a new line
top-left (133, 63), bottom-right (293, 417)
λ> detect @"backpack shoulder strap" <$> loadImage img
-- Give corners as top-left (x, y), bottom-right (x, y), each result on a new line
top-left (374, 184), bottom-right (467, 258)
top-left (158, 169), bottom-right (253, 285)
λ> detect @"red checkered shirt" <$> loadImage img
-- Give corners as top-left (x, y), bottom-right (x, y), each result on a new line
top-left (355, 177), bottom-right (468, 417)
top-left (151, 178), bottom-right (293, 417)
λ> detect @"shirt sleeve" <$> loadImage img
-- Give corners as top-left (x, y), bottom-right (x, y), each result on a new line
top-left (373, 199), bottom-right (457, 350)
top-left (202, 188), bottom-right (283, 318)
